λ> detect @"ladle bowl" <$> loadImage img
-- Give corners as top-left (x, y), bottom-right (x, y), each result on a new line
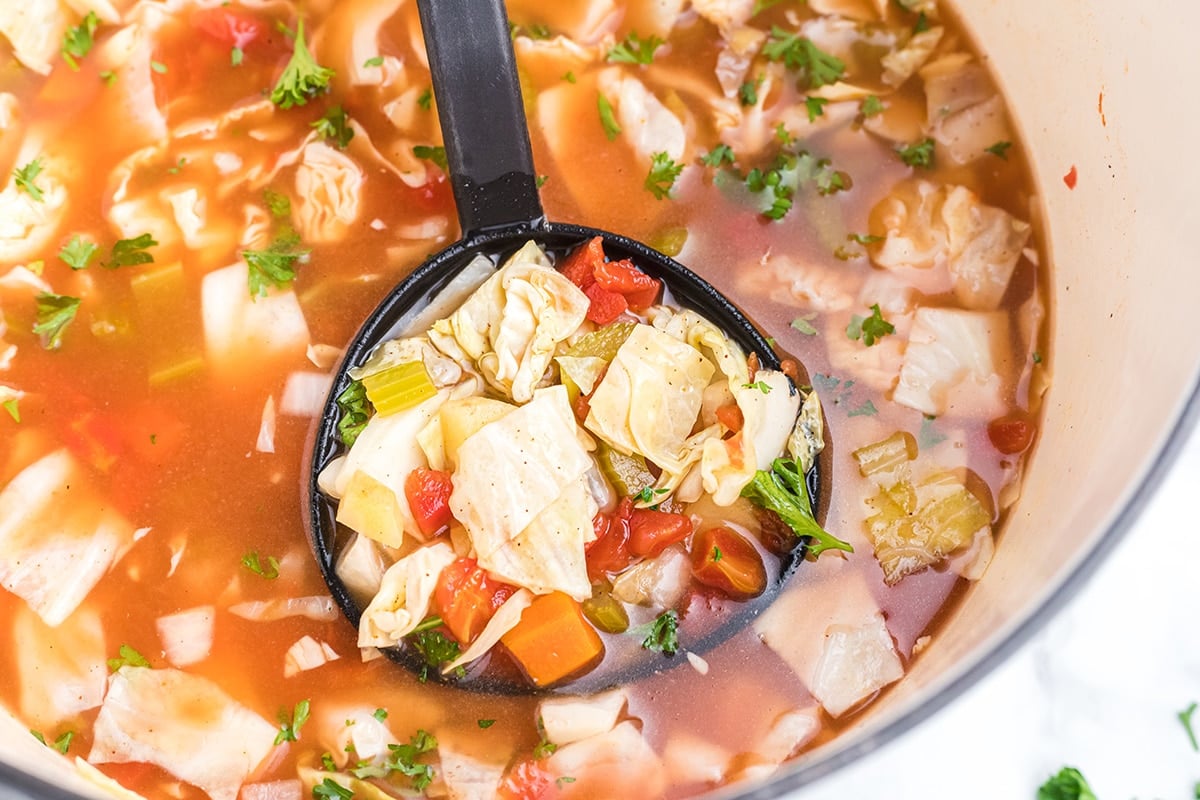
top-left (305, 0), bottom-right (824, 694)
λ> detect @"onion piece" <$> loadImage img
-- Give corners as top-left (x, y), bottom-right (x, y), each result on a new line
top-left (256, 395), bottom-right (277, 454)
top-left (156, 606), bottom-right (215, 668)
top-left (228, 596), bottom-right (338, 623)
top-left (283, 636), bottom-right (339, 678)
top-left (280, 371), bottom-right (332, 417)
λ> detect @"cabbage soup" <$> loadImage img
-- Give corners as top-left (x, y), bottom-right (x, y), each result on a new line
top-left (0, 0), bottom-right (1047, 798)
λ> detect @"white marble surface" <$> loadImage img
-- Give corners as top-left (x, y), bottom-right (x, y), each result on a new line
top-left (796, 413), bottom-right (1200, 800)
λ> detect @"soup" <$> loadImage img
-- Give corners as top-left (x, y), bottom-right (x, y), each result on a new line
top-left (0, 0), bottom-right (1047, 798)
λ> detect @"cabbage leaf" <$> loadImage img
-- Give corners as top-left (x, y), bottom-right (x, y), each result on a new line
top-left (358, 541), bottom-right (457, 648)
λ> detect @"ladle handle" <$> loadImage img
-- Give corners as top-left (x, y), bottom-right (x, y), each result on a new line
top-left (416, 0), bottom-right (546, 238)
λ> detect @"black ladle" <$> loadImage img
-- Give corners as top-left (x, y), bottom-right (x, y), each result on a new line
top-left (306, 0), bottom-right (822, 694)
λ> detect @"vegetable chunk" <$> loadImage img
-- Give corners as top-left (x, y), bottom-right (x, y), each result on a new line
top-left (501, 592), bottom-right (604, 687)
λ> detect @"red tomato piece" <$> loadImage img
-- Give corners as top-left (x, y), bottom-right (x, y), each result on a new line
top-left (497, 759), bottom-right (555, 800)
top-left (593, 258), bottom-right (661, 310)
top-left (434, 558), bottom-right (514, 645)
top-left (714, 403), bottom-right (744, 433)
top-left (987, 415), bottom-right (1035, 455)
top-left (585, 501), bottom-right (635, 580)
top-left (628, 506), bottom-right (693, 558)
top-left (404, 467), bottom-right (454, 537)
top-left (558, 235), bottom-right (605, 290)
top-left (690, 526), bottom-right (767, 600)
top-left (583, 282), bottom-right (628, 326)
top-left (192, 6), bottom-right (264, 48)
top-left (63, 412), bottom-right (126, 473)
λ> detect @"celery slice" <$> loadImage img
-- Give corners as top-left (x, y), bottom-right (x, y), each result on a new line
top-left (582, 591), bottom-right (629, 634)
top-left (596, 444), bottom-right (656, 498)
top-left (565, 321), bottom-right (636, 361)
top-left (852, 431), bottom-right (917, 478)
top-left (649, 227), bottom-right (688, 257)
top-left (362, 361), bottom-right (436, 417)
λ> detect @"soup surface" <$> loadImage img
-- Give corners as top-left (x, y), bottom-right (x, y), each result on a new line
top-left (0, 1), bottom-right (1048, 799)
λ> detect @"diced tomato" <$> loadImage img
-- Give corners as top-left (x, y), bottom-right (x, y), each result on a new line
top-left (585, 501), bottom-right (635, 580)
top-left (715, 403), bottom-right (744, 433)
top-left (558, 236), bottom-right (604, 290)
top-left (404, 467), bottom-right (454, 537)
top-left (63, 412), bottom-right (126, 473)
top-left (987, 415), bottom-right (1035, 455)
top-left (497, 759), bottom-right (555, 800)
top-left (690, 526), bottom-right (767, 600)
top-left (192, 6), bottom-right (265, 48)
top-left (583, 282), bottom-right (627, 325)
top-left (628, 506), bottom-right (693, 558)
top-left (593, 258), bottom-right (661, 310)
top-left (434, 558), bottom-right (515, 645)
top-left (124, 403), bottom-right (187, 466)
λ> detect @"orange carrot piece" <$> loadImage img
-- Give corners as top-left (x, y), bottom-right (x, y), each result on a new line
top-left (500, 592), bottom-right (604, 687)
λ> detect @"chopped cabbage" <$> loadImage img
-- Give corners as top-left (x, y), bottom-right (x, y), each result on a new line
top-left (0, 141), bottom-right (70, 264)
top-left (15, 605), bottom-right (106, 731)
top-left (691, 0), bottom-right (755, 33)
top-left (893, 307), bottom-right (1008, 418)
top-left (156, 606), bottom-right (215, 668)
top-left (596, 69), bottom-right (686, 164)
top-left (547, 721), bottom-right (665, 799)
top-left (438, 744), bottom-right (505, 800)
top-left (880, 27), bottom-right (943, 87)
top-left (810, 612), bottom-right (904, 717)
top-left (201, 262), bottom-right (311, 378)
top-left (227, 596), bottom-right (339, 623)
top-left (283, 635), bottom-right (340, 677)
top-left (0, 0), bottom-right (69, 74)
top-left (358, 541), bottom-right (456, 648)
top-left (539, 689), bottom-right (627, 746)
top-left (89, 667), bottom-right (277, 800)
top-left (334, 532), bottom-right (387, 608)
top-left (732, 707), bottom-right (821, 783)
top-left (430, 242), bottom-right (589, 403)
top-left (293, 142), bottom-right (365, 243)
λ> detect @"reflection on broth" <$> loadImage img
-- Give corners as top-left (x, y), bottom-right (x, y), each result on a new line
top-left (0, 1), bottom-right (1047, 799)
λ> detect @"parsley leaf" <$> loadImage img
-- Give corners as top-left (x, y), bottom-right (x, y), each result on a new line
top-left (312, 105), bottom-right (354, 149)
top-left (409, 629), bottom-right (464, 682)
top-left (846, 303), bottom-right (894, 346)
top-left (641, 609), bottom-right (679, 655)
top-left (701, 144), bottom-right (735, 167)
top-left (13, 158), bottom-right (45, 202)
top-left (917, 415), bottom-right (947, 449)
top-left (2, 398), bottom-right (18, 423)
top-left (105, 233), bottom-right (158, 268)
top-left (417, 87), bottom-right (433, 110)
top-left (33, 293), bottom-right (81, 350)
top-left (31, 730), bottom-right (74, 754)
top-left (231, 46), bottom-right (244, 66)
top-left (752, 0), bottom-right (788, 14)
top-left (358, 730), bottom-right (437, 790)
top-left (61, 11), bottom-right (100, 70)
top-left (107, 644), bottom-right (150, 672)
top-left (634, 486), bottom-right (668, 504)
top-left (744, 380), bottom-right (772, 394)
top-left (712, 546), bottom-right (723, 562)
top-left (597, 92), bottom-right (622, 141)
top-left (363, 55), bottom-right (385, 68)
top-left (241, 551), bottom-right (280, 579)
top-left (243, 232), bottom-right (309, 297)
top-left (606, 31), bottom-right (664, 65)
top-left (741, 457), bottom-right (852, 555)
top-left (477, 719), bottom-right (496, 729)
top-left (59, 235), bottom-right (98, 270)
top-left (412, 145), bottom-right (447, 171)
top-left (270, 19), bottom-right (334, 109)
top-left (860, 94), bottom-right (884, 117)
top-left (985, 140), bottom-right (1013, 160)
top-left (336, 379), bottom-right (371, 447)
top-left (264, 189), bottom-right (291, 219)
top-left (275, 699), bottom-right (311, 745)
top-left (804, 95), bottom-right (828, 122)
top-left (896, 137), bottom-right (935, 168)
top-left (1037, 767), bottom-right (1097, 800)
top-left (762, 27), bottom-right (845, 88)
top-left (556, 776), bottom-right (577, 789)
top-left (738, 76), bottom-right (761, 106)
top-left (790, 314), bottom-right (818, 335)
top-left (533, 717), bottom-right (557, 758)
top-left (150, 60), bottom-right (167, 74)
top-left (373, 708), bottom-right (388, 722)
top-left (644, 151), bottom-right (683, 200)
top-left (312, 778), bottom-right (353, 800)
top-left (320, 752), bottom-right (337, 771)
top-left (847, 399), bottom-right (878, 417)
top-left (99, 70), bottom-right (117, 85)
top-left (1180, 701), bottom-right (1199, 751)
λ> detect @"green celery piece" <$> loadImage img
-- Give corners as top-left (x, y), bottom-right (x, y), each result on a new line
top-left (565, 321), bottom-right (636, 360)
top-left (361, 361), bottom-right (436, 416)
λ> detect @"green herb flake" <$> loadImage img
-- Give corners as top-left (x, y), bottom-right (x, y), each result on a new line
top-left (986, 140), bottom-right (1014, 160)
top-left (270, 19), bottom-right (334, 108)
top-left (364, 55), bottom-right (385, 68)
top-left (373, 708), bottom-right (388, 722)
top-left (1180, 701), bottom-right (1199, 751)
top-left (712, 546), bottom-right (723, 562)
top-left (99, 70), bottom-right (117, 85)
top-left (913, 11), bottom-right (931, 33)
top-left (533, 717), bottom-right (558, 758)
top-left (33, 292), bottom-right (81, 350)
top-left (412, 145), bottom-right (448, 171)
top-left (752, 0), bottom-right (787, 15)
top-left (107, 644), bottom-right (150, 672)
top-left (241, 551), bottom-right (281, 579)
top-left (264, 189), bottom-right (292, 219)
top-left (167, 157), bottom-right (187, 175)
top-left (244, 233), bottom-right (309, 297)
top-left (849, 232), bottom-right (883, 245)
top-left (61, 11), bottom-right (100, 70)
top-left (417, 87), bottom-right (433, 110)
top-left (1036, 767), bottom-right (1097, 800)
top-left (58, 236), bottom-right (98, 270)
top-left (701, 144), bottom-right (735, 168)
top-left (846, 303), bottom-right (894, 347)
top-left (409, 629), bottom-right (464, 682)
top-left (30, 730), bottom-right (74, 754)
top-left (564, 70), bottom-right (577, 83)
top-left (312, 778), bottom-right (353, 800)
top-left (896, 137), bottom-right (936, 168)
top-left (738, 77), bottom-right (761, 106)
top-left (634, 486), bottom-right (668, 504)
top-left (847, 399), bottom-right (878, 417)
top-left (742, 457), bottom-right (853, 556)
top-left (607, 31), bottom-right (665, 65)
top-left (150, 60), bottom-right (168, 74)
top-left (917, 415), bottom-right (948, 449)
top-left (1032, 351), bottom-right (1043, 364)
top-left (312, 105), bottom-right (354, 149)
top-left (13, 158), bottom-right (45, 202)
top-left (790, 314), bottom-right (818, 336)
top-left (556, 777), bottom-right (577, 789)
top-left (336, 379), bottom-right (371, 447)
top-left (231, 46), bottom-right (244, 67)
top-left (597, 92), bottom-right (622, 141)
top-left (105, 233), bottom-right (158, 269)
top-left (645, 151), bottom-right (683, 200)
top-left (365, 729), bottom-right (438, 790)
top-left (2, 398), bottom-right (18, 423)
top-left (744, 380), bottom-right (772, 394)
top-left (641, 609), bottom-right (679, 655)
top-left (762, 27), bottom-right (845, 88)
top-left (861, 94), bottom-right (884, 117)
top-left (477, 719), bottom-right (496, 729)
top-left (805, 95), bottom-right (828, 122)
top-left (320, 752), bottom-right (337, 771)
top-left (275, 699), bottom-right (311, 745)
top-left (536, 174), bottom-right (549, 188)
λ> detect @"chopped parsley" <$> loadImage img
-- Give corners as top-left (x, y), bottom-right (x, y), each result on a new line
top-left (2, 398), bottom-right (18, 423)
top-left (275, 699), bottom-right (311, 745)
top-left (476, 719), bottom-right (496, 729)
top-left (409, 629), bottom-right (464, 682)
top-left (33, 292), bottom-right (81, 350)
top-left (597, 92), bottom-right (622, 141)
top-left (762, 27), bottom-right (845, 88)
top-left (270, 19), bottom-right (334, 108)
top-left (264, 189), bottom-right (292, 219)
top-left (61, 11), bottom-right (100, 70)
top-left (744, 380), bottom-right (772, 394)
top-left (860, 94), bottom-right (884, 118)
top-left (1180, 701), bottom-right (1199, 751)
top-left (1036, 767), bottom-right (1097, 800)
top-left (1032, 351), bottom-right (1043, 364)
top-left (510, 22), bottom-right (551, 40)
top-left (741, 458), bottom-right (852, 556)
top-left (896, 137), bottom-right (936, 168)
top-left (533, 717), bottom-right (557, 758)
top-left (536, 175), bottom-right (549, 188)
top-left (417, 87), bottom-right (433, 110)
top-left (105, 233), bottom-right (158, 268)
top-left (312, 778), bottom-right (352, 800)
top-left (644, 151), bottom-right (683, 200)
top-left (712, 546), bottom-right (723, 562)
top-left (312, 105), bottom-right (354, 149)
top-left (775, 122), bottom-right (795, 146)
top-left (13, 159), bottom-right (45, 202)
top-left (606, 31), bottom-right (664, 65)
top-left (641, 609), bottom-right (679, 655)
top-left (99, 70), bottom-right (117, 85)
top-left (738, 77), bottom-right (761, 106)
top-left (913, 11), bottom-right (931, 34)
top-left (150, 60), bottom-right (168, 74)
top-left (373, 708), bottom-right (388, 722)
top-left (752, 0), bottom-right (788, 14)
top-left (230, 46), bottom-right (244, 66)
top-left (320, 752), bottom-right (337, 771)
top-left (107, 644), bottom-right (150, 672)
top-left (556, 777), bottom-right (577, 789)
top-left (167, 157), bottom-right (187, 174)
top-left (847, 399), bottom-right (878, 417)
top-left (363, 55), bottom-right (385, 68)
top-left (804, 95), bottom-right (828, 122)
top-left (564, 70), bottom-right (577, 83)
top-left (917, 415), bottom-right (948, 449)
top-left (986, 140), bottom-right (1014, 160)
top-left (846, 304), bottom-right (895, 346)
top-left (336, 379), bottom-right (371, 447)
top-left (701, 144), bottom-right (735, 168)
top-left (241, 551), bottom-right (281, 579)
top-left (412, 145), bottom-right (447, 171)
top-left (634, 486), bottom-right (668, 504)
top-left (353, 730), bottom-right (437, 790)
top-left (244, 232), bottom-right (309, 297)
top-left (790, 314), bottom-right (818, 336)
top-left (31, 730), bottom-right (74, 754)
top-left (59, 235), bottom-right (98, 270)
